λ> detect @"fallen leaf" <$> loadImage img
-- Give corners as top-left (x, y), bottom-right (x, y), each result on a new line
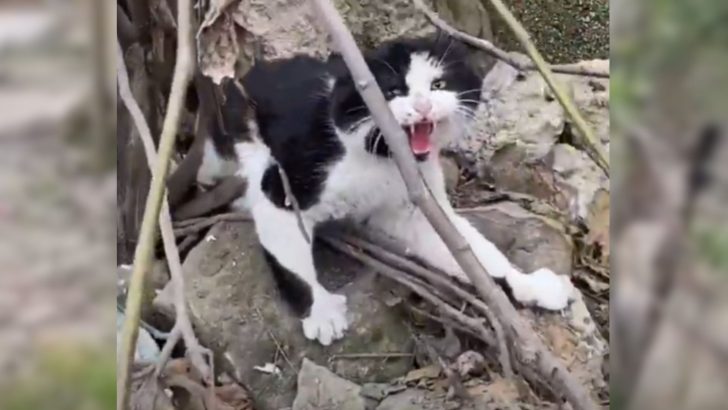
top-left (543, 324), bottom-right (577, 363)
top-left (158, 358), bottom-right (255, 410)
top-left (467, 376), bottom-right (521, 405)
top-left (455, 350), bottom-right (485, 377)
top-left (585, 189), bottom-right (609, 265)
top-left (404, 365), bottom-right (441, 383)
top-left (198, 12), bottom-right (240, 84)
top-left (130, 364), bottom-right (175, 410)
top-left (200, 0), bottom-right (238, 30)
top-left (216, 383), bottom-right (255, 410)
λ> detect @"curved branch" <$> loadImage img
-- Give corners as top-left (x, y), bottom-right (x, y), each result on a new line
top-left (116, 0), bottom-right (197, 408)
top-left (481, 0), bottom-right (610, 176)
top-left (412, 0), bottom-right (609, 78)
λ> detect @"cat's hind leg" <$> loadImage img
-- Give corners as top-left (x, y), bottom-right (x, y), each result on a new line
top-left (251, 198), bottom-right (348, 345)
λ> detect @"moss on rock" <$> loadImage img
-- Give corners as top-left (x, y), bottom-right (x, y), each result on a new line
top-left (486, 0), bottom-right (609, 63)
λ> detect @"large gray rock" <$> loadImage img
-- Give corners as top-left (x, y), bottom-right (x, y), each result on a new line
top-left (292, 358), bottom-right (367, 410)
top-left (182, 221), bottom-right (413, 410)
top-left (229, 0), bottom-right (493, 73)
top-left (462, 202), bottom-right (574, 276)
top-left (447, 58), bottom-right (609, 222)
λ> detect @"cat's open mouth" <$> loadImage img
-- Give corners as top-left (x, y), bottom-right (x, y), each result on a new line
top-left (404, 121), bottom-right (434, 160)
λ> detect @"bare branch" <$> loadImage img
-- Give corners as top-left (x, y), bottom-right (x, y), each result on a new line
top-left (339, 232), bottom-right (513, 378)
top-left (480, 0), bottom-right (609, 176)
top-left (310, 1), bottom-right (598, 408)
top-left (117, 34), bottom-right (212, 380)
top-left (116, 0), bottom-right (200, 406)
top-left (277, 164), bottom-right (312, 243)
top-left (412, 0), bottom-right (609, 79)
top-left (322, 237), bottom-right (496, 346)
top-left (174, 211), bottom-right (253, 237)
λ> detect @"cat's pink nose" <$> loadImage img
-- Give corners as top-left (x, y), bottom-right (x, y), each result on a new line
top-left (413, 100), bottom-right (433, 116)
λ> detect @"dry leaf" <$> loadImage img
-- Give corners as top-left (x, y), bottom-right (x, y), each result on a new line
top-left (215, 383), bottom-right (255, 410)
top-left (198, 12), bottom-right (240, 84)
top-left (585, 189), bottom-right (609, 265)
top-left (455, 350), bottom-right (485, 378)
top-left (544, 324), bottom-right (578, 363)
top-left (467, 376), bottom-right (521, 405)
top-left (130, 364), bottom-right (175, 410)
top-left (158, 358), bottom-right (255, 410)
top-left (404, 365), bottom-right (441, 383)
top-left (200, 0), bottom-right (238, 30)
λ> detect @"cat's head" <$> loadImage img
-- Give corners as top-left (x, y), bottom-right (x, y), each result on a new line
top-left (330, 35), bottom-right (482, 161)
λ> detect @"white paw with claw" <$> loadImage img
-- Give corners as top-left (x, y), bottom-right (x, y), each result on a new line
top-left (506, 267), bottom-right (575, 311)
top-left (302, 292), bottom-right (349, 346)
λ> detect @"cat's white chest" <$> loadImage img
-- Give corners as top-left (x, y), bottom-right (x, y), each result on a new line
top-left (310, 151), bottom-right (409, 223)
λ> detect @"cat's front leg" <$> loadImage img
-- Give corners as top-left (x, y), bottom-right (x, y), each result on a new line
top-left (446, 210), bottom-right (575, 310)
top-left (252, 199), bottom-right (348, 345)
top-left (370, 204), bottom-right (574, 311)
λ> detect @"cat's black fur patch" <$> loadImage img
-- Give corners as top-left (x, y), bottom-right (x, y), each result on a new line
top-left (241, 36), bottom-right (481, 209)
top-left (262, 247), bottom-right (313, 316)
top-left (213, 79), bottom-right (252, 159)
top-left (242, 56), bottom-right (345, 210)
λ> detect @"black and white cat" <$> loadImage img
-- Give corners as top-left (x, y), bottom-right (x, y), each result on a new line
top-left (199, 36), bottom-right (575, 345)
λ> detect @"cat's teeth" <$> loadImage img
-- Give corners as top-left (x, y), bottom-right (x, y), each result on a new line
top-left (409, 124), bottom-right (415, 136)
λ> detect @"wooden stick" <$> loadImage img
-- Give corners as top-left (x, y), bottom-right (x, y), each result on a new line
top-left (322, 237), bottom-right (496, 346)
top-left (309, 2), bottom-right (598, 408)
top-left (116, 0), bottom-right (196, 407)
top-left (481, 0), bottom-right (609, 176)
top-left (411, 0), bottom-right (609, 79)
top-left (338, 232), bottom-right (513, 378)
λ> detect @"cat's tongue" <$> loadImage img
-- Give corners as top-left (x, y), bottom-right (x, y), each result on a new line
top-left (408, 122), bottom-right (434, 155)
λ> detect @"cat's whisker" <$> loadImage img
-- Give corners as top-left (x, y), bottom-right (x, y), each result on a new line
top-left (372, 58), bottom-right (399, 77)
top-left (457, 89), bottom-right (483, 97)
top-left (458, 99), bottom-right (484, 105)
top-left (345, 105), bottom-right (369, 114)
top-left (436, 37), bottom-right (455, 69)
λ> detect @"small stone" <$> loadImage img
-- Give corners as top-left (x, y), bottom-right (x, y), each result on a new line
top-left (292, 358), bottom-right (366, 410)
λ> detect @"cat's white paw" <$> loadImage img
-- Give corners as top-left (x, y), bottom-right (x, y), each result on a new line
top-left (506, 268), bottom-right (574, 311)
top-left (302, 292), bottom-right (349, 346)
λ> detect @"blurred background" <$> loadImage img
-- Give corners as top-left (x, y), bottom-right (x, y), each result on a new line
top-left (0, 0), bottom-right (725, 409)
top-left (0, 0), bottom-right (115, 409)
top-left (611, 0), bottom-right (728, 408)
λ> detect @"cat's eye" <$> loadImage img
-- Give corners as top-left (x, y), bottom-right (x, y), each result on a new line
top-left (431, 80), bottom-right (446, 90)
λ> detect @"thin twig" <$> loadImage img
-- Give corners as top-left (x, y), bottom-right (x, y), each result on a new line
top-left (482, 0), bottom-right (609, 176)
top-left (116, 0), bottom-right (206, 404)
top-left (118, 37), bottom-right (212, 379)
top-left (407, 304), bottom-right (484, 344)
top-left (330, 352), bottom-right (414, 360)
top-left (412, 0), bottom-right (609, 79)
top-left (174, 211), bottom-right (253, 237)
top-left (277, 165), bottom-right (312, 243)
top-left (255, 306), bottom-right (296, 371)
top-left (411, 330), bottom-right (470, 402)
top-left (321, 237), bottom-right (496, 346)
top-left (338, 232), bottom-right (513, 378)
top-left (310, 2), bottom-right (597, 409)
top-left (156, 325), bottom-right (182, 373)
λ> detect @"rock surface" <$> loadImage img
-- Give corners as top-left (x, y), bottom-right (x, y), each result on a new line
top-left (228, 0), bottom-right (489, 68)
top-left (292, 358), bottom-right (367, 410)
top-left (182, 221), bottom-right (413, 410)
top-left (447, 58), bottom-right (609, 222)
top-left (463, 202), bottom-right (574, 276)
